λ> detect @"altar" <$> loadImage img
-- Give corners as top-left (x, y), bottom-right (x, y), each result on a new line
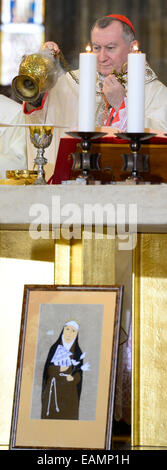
top-left (0, 180), bottom-right (167, 449)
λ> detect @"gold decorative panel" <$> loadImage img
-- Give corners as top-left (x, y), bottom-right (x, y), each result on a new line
top-left (132, 234), bottom-right (167, 447)
top-left (54, 227), bottom-right (115, 286)
top-left (0, 229), bottom-right (55, 261)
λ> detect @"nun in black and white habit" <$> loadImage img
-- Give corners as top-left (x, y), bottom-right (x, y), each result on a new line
top-left (41, 320), bottom-right (83, 420)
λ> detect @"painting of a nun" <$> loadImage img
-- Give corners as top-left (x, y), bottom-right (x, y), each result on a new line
top-left (41, 320), bottom-right (83, 420)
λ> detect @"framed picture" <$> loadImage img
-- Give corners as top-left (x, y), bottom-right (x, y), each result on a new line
top-left (10, 284), bottom-right (123, 450)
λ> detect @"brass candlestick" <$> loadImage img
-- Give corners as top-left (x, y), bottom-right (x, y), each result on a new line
top-left (29, 126), bottom-right (53, 184)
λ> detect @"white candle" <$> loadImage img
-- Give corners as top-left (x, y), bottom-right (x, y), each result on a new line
top-left (78, 50), bottom-right (97, 132)
top-left (127, 52), bottom-right (145, 133)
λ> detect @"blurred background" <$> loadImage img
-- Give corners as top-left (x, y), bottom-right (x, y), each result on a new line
top-left (0, 0), bottom-right (167, 99)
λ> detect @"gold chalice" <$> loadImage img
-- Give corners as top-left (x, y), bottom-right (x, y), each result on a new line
top-left (29, 126), bottom-right (53, 184)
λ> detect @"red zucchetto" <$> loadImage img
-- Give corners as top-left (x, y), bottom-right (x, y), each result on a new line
top-left (105, 14), bottom-right (135, 34)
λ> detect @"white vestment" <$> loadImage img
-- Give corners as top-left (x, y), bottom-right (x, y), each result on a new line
top-left (0, 95), bottom-right (27, 179)
top-left (24, 65), bottom-right (167, 179)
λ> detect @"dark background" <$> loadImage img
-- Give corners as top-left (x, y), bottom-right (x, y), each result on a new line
top-left (45, 0), bottom-right (167, 84)
top-left (0, 0), bottom-right (167, 98)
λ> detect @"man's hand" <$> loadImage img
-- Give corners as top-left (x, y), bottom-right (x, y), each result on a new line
top-left (103, 74), bottom-right (126, 111)
top-left (41, 41), bottom-right (60, 55)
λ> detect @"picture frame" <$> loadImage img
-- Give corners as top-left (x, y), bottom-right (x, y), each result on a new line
top-left (10, 284), bottom-right (123, 450)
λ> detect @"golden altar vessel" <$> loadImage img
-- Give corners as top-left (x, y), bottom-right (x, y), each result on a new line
top-left (12, 51), bottom-right (57, 102)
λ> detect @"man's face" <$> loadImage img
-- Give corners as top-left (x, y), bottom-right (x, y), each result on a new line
top-left (91, 21), bottom-right (132, 76)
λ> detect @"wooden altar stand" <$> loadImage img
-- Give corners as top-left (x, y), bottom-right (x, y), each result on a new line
top-left (48, 135), bottom-right (167, 184)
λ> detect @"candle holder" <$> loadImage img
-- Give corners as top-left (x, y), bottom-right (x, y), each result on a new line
top-left (29, 126), bottom-right (53, 184)
top-left (66, 131), bottom-right (106, 183)
top-left (116, 132), bottom-right (156, 183)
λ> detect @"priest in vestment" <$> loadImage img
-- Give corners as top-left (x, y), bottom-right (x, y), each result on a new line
top-left (24, 14), bottom-right (167, 179)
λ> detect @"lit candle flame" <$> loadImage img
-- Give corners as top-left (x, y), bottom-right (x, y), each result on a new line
top-left (132, 40), bottom-right (141, 53)
top-left (85, 43), bottom-right (92, 53)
